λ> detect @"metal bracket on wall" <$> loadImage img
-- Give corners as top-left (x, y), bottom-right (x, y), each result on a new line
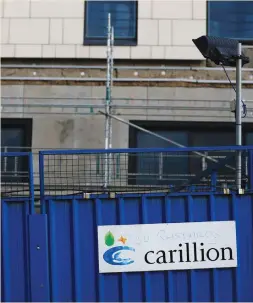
top-left (223, 188), bottom-right (230, 195)
top-left (83, 193), bottom-right (91, 199)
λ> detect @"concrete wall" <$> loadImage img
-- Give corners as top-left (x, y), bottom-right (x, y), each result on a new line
top-left (2, 84), bottom-right (253, 151)
top-left (2, 83), bottom-right (253, 186)
top-left (1, 0), bottom-right (206, 60)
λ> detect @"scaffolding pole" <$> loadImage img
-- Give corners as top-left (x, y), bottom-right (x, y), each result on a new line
top-left (104, 14), bottom-right (114, 188)
top-left (109, 27), bottom-right (114, 150)
top-left (236, 42), bottom-right (242, 190)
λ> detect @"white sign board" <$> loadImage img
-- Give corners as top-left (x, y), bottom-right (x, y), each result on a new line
top-left (98, 221), bottom-right (237, 273)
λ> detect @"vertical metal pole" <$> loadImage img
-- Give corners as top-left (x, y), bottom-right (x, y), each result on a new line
top-left (108, 26), bottom-right (114, 151)
top-left (28, 152), bottom-right (35, 214)
top-left (104, 13), bottom-right (112, 188)
top-left (108, 26), bottom-right (114, 183)
top-left (14, 156), bottom-right (18, 177)
top-left (39, 152), bottom-right (45, 214)
top-left (202, 152), bottom-right (208, 171)
top-left (236, 42), bottom-right (242, 190)
top-left (158, 152), bottom-right (163, 180)
top-left (4, 146), bottom-right (8, 172)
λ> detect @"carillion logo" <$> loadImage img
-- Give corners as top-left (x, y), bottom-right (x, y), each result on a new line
top-left (103, 235), bottom-right (235, 266)
top-left (144, 242), bottom-right (234, 264)
top-left (103, 231), bottom-right (135, 266)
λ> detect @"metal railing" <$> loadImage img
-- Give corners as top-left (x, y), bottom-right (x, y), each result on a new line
top-left (1, 151), bottom-right (35, 212)
top-left (2, 146), bottom-right (253, 198)
top-left (39, 146), bottom-right (253, 197)
top-left (2, 64), bottom-right (253, 71)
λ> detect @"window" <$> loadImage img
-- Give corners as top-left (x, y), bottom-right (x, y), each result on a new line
top-left (129, 122), bottom-right (253, 187)
top-left (208, 1), bottom-right (253, 43)
top-left (84, 1), bottom-right (137, 46)
top-left (135, 131), bottom-right (189, 185)
top-left (1, 119), bottom-right (32, 182)
top-left (246, 133), bottom-right (253, 145)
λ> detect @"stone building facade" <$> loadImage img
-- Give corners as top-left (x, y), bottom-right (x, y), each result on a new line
top-left (1, 0), bottom-right (253, 185)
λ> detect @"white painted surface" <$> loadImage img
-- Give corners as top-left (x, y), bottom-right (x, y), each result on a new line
top-left (98, 221), bottom-right (237, 273)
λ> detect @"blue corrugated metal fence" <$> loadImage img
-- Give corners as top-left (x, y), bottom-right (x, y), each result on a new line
top-left (1, 152), bottom-right (35, 302)
top-left (1, 147), bottom-right (253, 302)
top-left (38, 193), bottom-right (253, 302)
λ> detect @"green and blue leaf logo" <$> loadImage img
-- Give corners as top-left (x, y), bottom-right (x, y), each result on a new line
top-left (103, 231), bottom-right (135, 266)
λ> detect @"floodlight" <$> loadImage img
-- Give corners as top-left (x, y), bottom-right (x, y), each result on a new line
top-left (192, 36), bottom-right (250, 67)
top-left (192, 35), bottom-right (251, 190)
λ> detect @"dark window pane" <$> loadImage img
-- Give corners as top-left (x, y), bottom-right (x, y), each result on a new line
top-left (246, 132), bottom-right (253, 145)
top-left (1, 122), bottom-right (31, 183)
top-left (1, 128), bottom-right (24, 149)
top-left (190, 132), bottom-right (235, 177)
top-left (131, 125), bottom-right (253, 189)
top-left (85, 1), bottom-right (137, 44)
top-left (135, 130), bottom-right (188, 185)
top-left (191, 131), bottom-right (235, 147)
top-left (208, 1), bottom-right (253, 40)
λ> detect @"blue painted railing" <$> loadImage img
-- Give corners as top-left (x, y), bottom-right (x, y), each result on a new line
top-left (39, 145), bottom-right (253, 200)
top-left (38, 145), bottom-right (253, 154)
top-left (1, 151), bottom-right (35, 208)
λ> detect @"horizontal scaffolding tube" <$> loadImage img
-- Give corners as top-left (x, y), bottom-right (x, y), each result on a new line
top-left (2, 64), bottom-right (253, 72)
top-left (1, 103), bottom-right (239, 112)
top-left (4, 96), bottom-right (253, 103)
top-left (1, 76), bottom-right (253, 84)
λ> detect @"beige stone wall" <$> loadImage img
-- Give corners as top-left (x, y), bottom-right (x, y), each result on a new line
top-left (1, 0), bottom-right (206, 60)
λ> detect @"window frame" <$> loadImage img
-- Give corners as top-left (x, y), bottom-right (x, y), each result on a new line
top-left (207, 0), bottom-right (253, 45)
top-left (128, 121), bottom-right (253, 186)
top-left (129, 121), bottom-right (253, 147)
top-left (1, 118), bottom-right (33, 183)
top-left (83, 0), bottom-right (138, 46)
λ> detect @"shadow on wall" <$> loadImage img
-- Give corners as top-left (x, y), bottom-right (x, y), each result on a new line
top-left (55, 119), bottom-right (74, 144)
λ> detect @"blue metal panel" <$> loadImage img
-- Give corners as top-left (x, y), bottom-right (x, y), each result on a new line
top-left (47, 200), bottom-right (74, 301)
top-left (1, 151), bottom-right (35, 302)
top-left (1, 151), bottom-right (31, 157)
top-left (71, 198), bottom-right (98, 302)
top-left (165, 196), bottom-right (190, 302)
top-left (97, 197), bottom-right (121, 302)
top-left (71, 199), bottom-right (82, 301)
top-left (210, 195), bottom-right (235, 302)
top-left (249, 150), bottom-right (253, 190)
top-left (28, 215), bottom-right (50, 302)
top-left (28, 153), bottom-right (35, 214)
top-left (1, 197), bottom-right (33, 202)
top-left (43, 193), bottom-right (253, 302)
top-left (232, 194), bottom-right (253, 301)
top-left (95, 198), bottom-right (105, 302)
top-left (119, 196), bottom-right (144, 302)
top-left (47, 200), bottom-right (57, 301)
top-left (142, 195), bottom-right (166, 302)
top-left (1, 199), bottom-right (31, 302)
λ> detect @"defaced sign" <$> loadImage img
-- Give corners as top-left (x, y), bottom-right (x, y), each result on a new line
top-left (97, 221), bottom-right (237, 273)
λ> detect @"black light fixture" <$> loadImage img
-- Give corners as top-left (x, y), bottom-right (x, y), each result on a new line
top-left (192, 35), bottom-right (250, 67)
top-left (193, 35), bottom-right (250, 191)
